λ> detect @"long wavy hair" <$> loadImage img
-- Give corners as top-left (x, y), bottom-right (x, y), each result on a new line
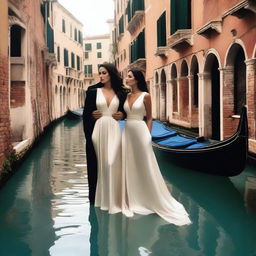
top-left (128, 69), bottom-right (148, 92)
top-left (99, 63), bottom-right (128, 101)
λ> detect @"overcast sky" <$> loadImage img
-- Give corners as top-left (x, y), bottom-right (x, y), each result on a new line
top-left (58, 0), bottom-right (114, 36)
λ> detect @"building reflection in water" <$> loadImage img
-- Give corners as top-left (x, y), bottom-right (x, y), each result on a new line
top-left (244, 176), bottom-right (256, 213)
top-left (0, 119), bottom-right (256, 256)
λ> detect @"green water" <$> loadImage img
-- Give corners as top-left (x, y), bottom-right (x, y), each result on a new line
top-left (0, 118), bottom-right (256, 256)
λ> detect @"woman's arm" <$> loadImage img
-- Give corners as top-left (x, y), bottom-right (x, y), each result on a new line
top-left (144, 93), bottom-right (152, 133)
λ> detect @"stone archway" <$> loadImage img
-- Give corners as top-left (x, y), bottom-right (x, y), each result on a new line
top-left (190, 55), bottom-right (199, 128)
top-left (9, 22), bottom-right (27, 143)
top-left (160, 69), bottom-right (167, 121)
top-left (170, 64), bottom-right (178, 118)
top-left (180, 60), bottom-right (189, 121)
top-left (224, 43), bottom-right (247, 138)
top-left (154, 72), bottom-right (160, 119)
top-left (204, 53), bottom-right (221, 140)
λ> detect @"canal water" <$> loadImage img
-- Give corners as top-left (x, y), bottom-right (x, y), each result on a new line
top-left (0, 118), bottom-right (256, 256)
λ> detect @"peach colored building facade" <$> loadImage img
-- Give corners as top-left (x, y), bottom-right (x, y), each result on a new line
top-left (83, 34), bottom-right (112, 88)
top-left (113, 0), bottom-right (256, 154)
top-left (52, 2), bottom-right (85, 118)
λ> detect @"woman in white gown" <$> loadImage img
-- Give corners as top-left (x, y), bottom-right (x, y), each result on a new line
top-left (90, 63), bottom-right (127, 213)
top-left (122, 69), bottom-right (191, 225)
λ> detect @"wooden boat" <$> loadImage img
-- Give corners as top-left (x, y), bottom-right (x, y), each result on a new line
top-left (66, 108), bottom-right (83, 119)
top-left (152, 106), bottom-right (248, 176)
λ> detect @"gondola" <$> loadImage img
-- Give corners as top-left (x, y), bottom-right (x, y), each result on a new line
top-left (66, 108), bottom-right (83, 119)
top-left (152, 106), bottom-right (248, 176)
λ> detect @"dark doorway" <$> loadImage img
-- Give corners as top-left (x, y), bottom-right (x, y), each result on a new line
top-left (211, 57), bottom-right (220, 140)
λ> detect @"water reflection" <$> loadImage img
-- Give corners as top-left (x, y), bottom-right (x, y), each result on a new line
top-left (89, 205), bottom-right (198, 256)
top-left (0, 119), bottom-right (256, 256)
top-left (155, 150), bottom-right (256, 256)
top-left (244, 176), bottom-right (256, 213)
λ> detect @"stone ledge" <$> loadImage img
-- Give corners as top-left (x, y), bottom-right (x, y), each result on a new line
top-left (168, 29), bottom-right (193, 52)
top-left (155, 46), bottom-right (169, 57)
top-left (197, 20), bottom-right (222, 38)
top-left (223, 0), bottom-right (256, 18)
top-left (127, 11), bottom-right (145, 35)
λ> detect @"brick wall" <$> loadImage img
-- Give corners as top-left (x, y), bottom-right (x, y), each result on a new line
top-left (10, 81), bottom-right (25, 108)
top-left (0, 53), bottom-right (12, 167)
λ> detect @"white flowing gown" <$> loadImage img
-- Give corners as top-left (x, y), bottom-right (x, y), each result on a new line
top-left (92, 88), bottom-right (122, 214)
top-left (122, 92), bottom-right (191, 225)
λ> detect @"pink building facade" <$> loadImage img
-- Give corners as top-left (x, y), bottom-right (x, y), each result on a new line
top-left (113, 0), bottom-right (256, 154)
top-left (0, 0), bottom-right (56, 173)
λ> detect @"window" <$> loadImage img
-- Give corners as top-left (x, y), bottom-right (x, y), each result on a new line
top-left (10, 25), bottom-right (22, 57)
top-left (127, 0), bottom-right (145, 22)
top-left (71, 52), bottom-right (75, 68)
top-left (78, 31), bottom-right (83, 44)
top-left (171, 0), bottom-right (191, 34)
top-left (64, 48), bottom-right (69, 66)
top-left (157, 11), bottom-right (166, 47)
top-left (74, 28), bottom-right (78, 41)
top-left (97, 42), bottom-right (102, 49)
top-left (57, 46), bottom-right (60, 62)
top-left (130, 29), bottom-right (145, 63)
top-left (84, 65), bottom-right (93, 77)
top-left (119, 15), bottom-right (124, 34)
top-left (62, 19), bottom-right (66, 33)
top-left (77, 55), bottom-right (81, 70)
top-left (85, 43), bottom-right (92, 51)
top-left (84, 52), bottom-right (89, 59)
top-left (97, 52), bottom-right (102, 58)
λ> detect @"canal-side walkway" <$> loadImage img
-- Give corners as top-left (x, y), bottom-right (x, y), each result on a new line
top-left (0, 118), bottom-right (256, 256)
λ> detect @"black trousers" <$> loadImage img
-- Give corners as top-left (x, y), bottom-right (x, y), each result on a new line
top-left (86, 138), bottom-right (98, 204)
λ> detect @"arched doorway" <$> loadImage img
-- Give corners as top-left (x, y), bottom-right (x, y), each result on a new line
top-left (9, 23), bottom-right (26, 142)
top-left (160, 69), bottom-right (167, 121)
top-left (224, 43), bottom-right (246, 137)
top-left (155, 72), bottom-right (160, 119)
top-left (171, 64), bottom-right (178, 117)
top-left (190, 56), bottom-right (199, 128)
top-left (180, 60), bottom-right (189, 120)
top-left (204, 53), bottom-right (220, 140)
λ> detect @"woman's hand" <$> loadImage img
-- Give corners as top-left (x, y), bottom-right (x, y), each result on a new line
top-left (92, 110), bottom-right (102, 120)
top-left (112, 111), bottom-right (124, 120)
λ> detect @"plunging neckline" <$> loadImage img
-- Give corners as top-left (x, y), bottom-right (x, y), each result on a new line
top-left (100, 88), bottom-right (116, 108)
top-left (127, 92), bottom-right (144, 110)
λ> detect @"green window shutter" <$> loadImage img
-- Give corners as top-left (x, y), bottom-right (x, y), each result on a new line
top-left (47, 20), bottom-right (54, 53)
top-left (84, 65), bottom-right (88, 74)
top-left (88, 65), bottom-right (92, 74)
top-left (71, 52), bottom-right (75, 68)
top-left (74, 28), bottom-right (77, 41)
top-left (62, 19), bottom-right (66, 33)
top-left (157, 12), bottom-right (166, 47)
top-left (97, 52), bottom-right (102, 58)
top-left (77, 56), bottom-right (80, 70)
top-left (127, 1), bottom-right (132, 22)
top-left (137, 30), bottom-right (145, 59)
top-left (64, 48), bottom-right (69, 66)
top-left (171, 0), bottom-right (176, 34)
top-left (57, 46), bottom-right (60, 62)
top-left (85, 43), bottom-right (92, 51)
top-left (97, 42), bottom-right (102, 49)
top-left (119, 15), bottom-right (124, 34)
top-left (171, 0), bottom-right (191, 35)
